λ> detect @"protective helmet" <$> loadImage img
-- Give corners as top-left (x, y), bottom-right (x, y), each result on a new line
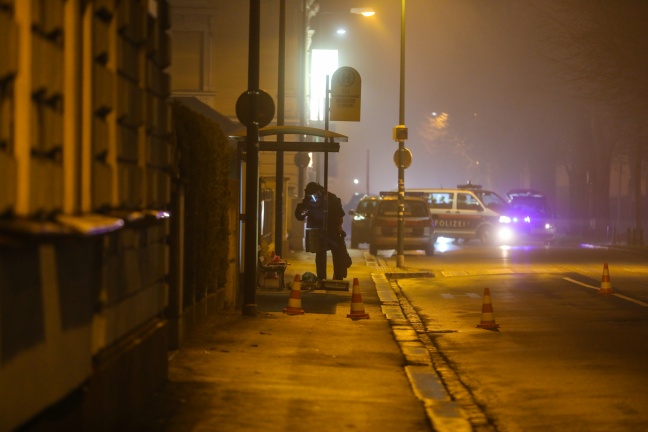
top-left (305, 182), bottom-right (323, 203)
top-left (305, 182), bottom-right (322, 195)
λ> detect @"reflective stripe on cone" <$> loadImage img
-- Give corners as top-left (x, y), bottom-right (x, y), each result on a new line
top-left (599, 263), bottom-right (613, 295)
top-left (347, 277), bottom-right (369, 320)
top-left (283, 274), bottom-right (305, 315)
top-left (476, 287), bottom-right (499, 329)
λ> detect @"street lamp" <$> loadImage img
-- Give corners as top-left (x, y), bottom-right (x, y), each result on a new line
top-left (351, 2), bottom-right (407, 266)
top-left (350, 7), bottom-right (376, 17)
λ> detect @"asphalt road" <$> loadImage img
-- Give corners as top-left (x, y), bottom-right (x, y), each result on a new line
top-left (379, 241), bottom-right (648, 431)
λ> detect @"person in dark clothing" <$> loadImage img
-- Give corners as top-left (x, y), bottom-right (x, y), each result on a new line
top-left (295, 182), bottom-right (352, 280)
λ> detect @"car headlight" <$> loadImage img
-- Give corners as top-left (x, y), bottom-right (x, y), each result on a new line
top-left (499, 215), bottom-right (511, 224)
top-left (498, 227), bottom-right (514, 242)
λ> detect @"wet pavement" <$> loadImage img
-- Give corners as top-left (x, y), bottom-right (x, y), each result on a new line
top-left (123, 248), bottom-right (476, 432)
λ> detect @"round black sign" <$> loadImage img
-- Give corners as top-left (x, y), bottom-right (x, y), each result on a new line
top-left (235, 89), bottom-right (275, 128)
top-left (294, 152), bottom-right (311, 168)
top-left (393, 148), bottom-right (412, 169)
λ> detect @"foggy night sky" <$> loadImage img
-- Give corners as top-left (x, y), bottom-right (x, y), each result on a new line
top-left (313, 0), bottom-right (577, 203)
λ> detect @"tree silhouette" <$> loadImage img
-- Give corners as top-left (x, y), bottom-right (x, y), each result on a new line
top-left (547, 0), bottom-right (648, 239)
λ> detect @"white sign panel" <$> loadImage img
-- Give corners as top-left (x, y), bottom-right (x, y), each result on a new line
top-left (330, 66), bottom-right (361, 122)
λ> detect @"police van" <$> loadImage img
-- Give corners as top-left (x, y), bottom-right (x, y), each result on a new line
top-left (506, 189), bottom-right (557, 244)
top-left (407, 182), bottom-right (513, 244)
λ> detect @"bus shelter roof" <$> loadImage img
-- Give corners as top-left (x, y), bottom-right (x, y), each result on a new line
top-left (230, 126), bottom-right (348, 152)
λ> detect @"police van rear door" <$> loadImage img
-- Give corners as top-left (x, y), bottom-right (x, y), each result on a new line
top-left (429, 192), bottom-right (456, 237)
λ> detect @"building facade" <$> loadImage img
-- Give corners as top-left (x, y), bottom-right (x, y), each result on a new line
top-left (0, 1), bottom-right (173, 430)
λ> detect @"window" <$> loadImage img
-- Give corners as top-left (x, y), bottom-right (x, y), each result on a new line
top-left (457, 193), bottom-right (482, 211)
top-left (170, 31), bottom-right (204, 91)
top-left (477, 191), bottom-right (508, 211)
top-left (309, 49), bottom-right (338, 121)
top-left (357, 200), bottom-right (376, 216)
top-left (430, 192), bottom-right (453, 210)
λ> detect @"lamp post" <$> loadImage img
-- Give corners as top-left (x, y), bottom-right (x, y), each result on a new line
top-left (350, 2), bottom-right (406, 266)
top-left (394, 0), bottom-right (407, 268)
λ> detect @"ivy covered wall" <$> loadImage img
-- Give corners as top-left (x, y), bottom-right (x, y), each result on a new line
top-left (172, 100), bottom-right (234, 308)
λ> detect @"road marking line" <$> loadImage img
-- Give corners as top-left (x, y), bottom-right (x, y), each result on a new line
top-left (611, 293), bottom-right (648, 307)
top-left (440, 293), bottom-right (481, 299)
top-left (562, 277), bottom-right (597, 290)
top-left (623, 267), bottom-right (648, 274)
top-left (563, 277), bottom-right (648, 307)
top-left (480, 268), bottom-right (515, 275)
top-left (440, 270), bottom-right (468, 277)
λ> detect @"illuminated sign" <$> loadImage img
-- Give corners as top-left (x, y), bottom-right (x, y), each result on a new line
top-left (330, 66), bottom-right (361, 122)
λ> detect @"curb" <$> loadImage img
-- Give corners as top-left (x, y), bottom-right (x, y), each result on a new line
top-left (368, 253), bottom-right (491, 432)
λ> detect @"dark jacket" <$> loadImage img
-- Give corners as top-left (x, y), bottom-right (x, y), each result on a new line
top-left (295, 191), bottom-right (345, 241)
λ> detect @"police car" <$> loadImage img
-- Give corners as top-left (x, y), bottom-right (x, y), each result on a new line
top-left (368, 192), bottom-right (435, 256)
top-left (347, 194), bottom-right (380, 248)
top-left (407, 182), bottom-right (513, 245)
top-left (506, 189), bottom-right (556, 244)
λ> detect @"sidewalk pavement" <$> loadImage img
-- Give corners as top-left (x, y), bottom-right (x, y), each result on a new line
top-left (124, 248), bottom-right (478, 432)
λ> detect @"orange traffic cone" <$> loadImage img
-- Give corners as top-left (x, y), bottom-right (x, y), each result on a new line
top-left (599, 263), bottom-right (613, 295)
top-left (283, 274), bottom-right (305, 315)
top-left (347, 278), bottom-right (370, 320)
top-left (476, 287), bottom-right (500, 329)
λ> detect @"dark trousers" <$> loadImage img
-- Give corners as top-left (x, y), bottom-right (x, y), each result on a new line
top-left (315, 241), bottom-right (350, 280)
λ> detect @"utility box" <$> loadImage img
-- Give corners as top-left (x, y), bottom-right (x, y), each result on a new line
top-left (320, 280), bottom-right (350, 291)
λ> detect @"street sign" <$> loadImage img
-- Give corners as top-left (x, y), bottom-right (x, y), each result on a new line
top-left (235, 89), bottom-right (275, 127)
top-left (393, 125), bottom-right (408, 141)
top-left (393, 148), bottom-right (412, 169)
top-left (294, 152), bottom-right (311, 168)
top-left (330, 66), bottom-right (361, 122)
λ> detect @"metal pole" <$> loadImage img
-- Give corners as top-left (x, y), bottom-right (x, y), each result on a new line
top-left (243, 0), bottom-right (261, 316)
top-left (366, 149), bottom-right (370, 195)
top-left (396, 0), bottom-right (406, 268)
top-left (325, 75), bottom-right (330, 193)
top-left (275, 0), bottom-right (285, 258)
top-left (323, 75), bottom-right (330, 279)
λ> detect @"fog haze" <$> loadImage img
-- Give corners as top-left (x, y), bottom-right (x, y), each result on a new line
top-left (314, 1), bottom-right (575, 202)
